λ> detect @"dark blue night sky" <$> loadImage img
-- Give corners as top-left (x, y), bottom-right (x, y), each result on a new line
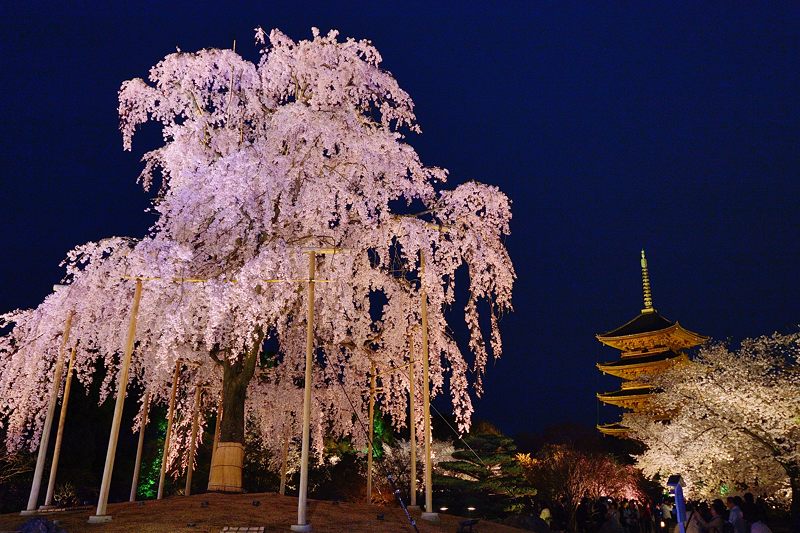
top-left (2, 2), bottom-right (799, 435)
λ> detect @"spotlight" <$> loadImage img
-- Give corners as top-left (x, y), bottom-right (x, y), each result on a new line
top-left (467, 506), bottom-right (476, 511)
top-left (440, 507), bottom-right (448, 511)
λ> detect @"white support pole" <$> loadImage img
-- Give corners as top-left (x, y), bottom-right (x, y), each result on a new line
top-left (42, 344), bottom-right (77, 509)
top-left (419, 252), bottom-right (438, 522)
top-left (22, 311), bottom-right (73, 515)
top-left (292, 252), bottom-right (316, 533)
top-left (408, 333), bottom-right (417, 509)
top-left (129, 390), bottom-right (151, 502)
top-left (366, 363), bottom-right (376, 504)
top-left (90, 279), bottom-right (143, 523)
top-left (184, 385), bottom-right (202, 496)
top-left (157, 360), bottom-right (181, 500)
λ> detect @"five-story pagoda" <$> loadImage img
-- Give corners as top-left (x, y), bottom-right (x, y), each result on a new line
top-left (596, 251), bottom-right (707, 436)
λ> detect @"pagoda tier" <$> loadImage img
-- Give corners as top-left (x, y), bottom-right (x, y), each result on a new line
top-left (597, 422), bottom-right (629, 436)
top-left (596, 311), bottom-right (707, 353)
top-left (596, 383), bottom-right (655, 410)
top-left (595, 250), bottom-right (707, 437)
top-left (597, 349), bottom-right (687, 380)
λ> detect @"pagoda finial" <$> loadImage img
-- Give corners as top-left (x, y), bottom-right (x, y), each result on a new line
top-left (641, 249), bottom-right (654, 313)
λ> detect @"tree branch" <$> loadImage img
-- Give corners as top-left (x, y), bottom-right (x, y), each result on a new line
top-left (209, 344), bottom-right (224, 366)
top-left (242, 326), bottom-right (264, 382)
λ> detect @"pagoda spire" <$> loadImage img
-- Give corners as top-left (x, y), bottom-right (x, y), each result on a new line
top-left (641, 249), bottom-right (654, 313)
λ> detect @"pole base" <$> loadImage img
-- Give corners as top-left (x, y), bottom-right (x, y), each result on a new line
top-left (421, 512), bottom-right (440, 522)
top-left (88, 515), bottom-right (112, 523)
top-left (290, 524), bottom-right (313, 532)
top-left (38, 505), bottom-right (58, 510)
top-left (19, 510), bottom-right (38, 516)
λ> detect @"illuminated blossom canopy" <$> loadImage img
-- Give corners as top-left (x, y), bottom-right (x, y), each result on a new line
top-left (624, 333), bottom-right (800, 528)
top-left (0, 27), bottom-right (515, 479)
top-left (517, 444), bottom-right (646, 529)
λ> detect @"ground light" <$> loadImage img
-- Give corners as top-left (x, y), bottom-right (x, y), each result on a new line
top-left (439, 507), bottom-right (448, 512)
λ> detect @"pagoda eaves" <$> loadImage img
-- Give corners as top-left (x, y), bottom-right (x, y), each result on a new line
top-left (597, 422), bottom-right (630, 436)
top-left (596, 384), bottom-right (655, 410)
top-left (596, 316), bottom-right (707, 352)
top-left (597, 350), bottom-right (687, 380)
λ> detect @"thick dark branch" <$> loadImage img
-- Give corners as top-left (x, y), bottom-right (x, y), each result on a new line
top-left (700, 374), bottom-right (786, 454)
top-left (674, 387), bottom-right (784, 462)
top-left (209, 344), bottom-right (225, 366)
top-left (241, 326), bottom-right (264, 382)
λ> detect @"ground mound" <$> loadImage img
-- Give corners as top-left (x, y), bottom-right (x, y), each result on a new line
top-left (0, 492), bottom-right (521, 532)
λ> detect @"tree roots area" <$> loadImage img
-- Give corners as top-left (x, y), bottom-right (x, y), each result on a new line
top-left (0, 492), bottom-right (522, 532)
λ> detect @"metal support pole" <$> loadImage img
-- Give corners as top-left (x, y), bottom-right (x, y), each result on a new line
top-left (22, 311), bottom-right (73, 515)
top-left (408, 334), bottom-right (417, 508)
top-left (90, 279), bottom-right (143, 522)
top-left (42, 344), bottom-right (77, 509)
top-left (279, 429), bottom-right (289, 496)
top-left (129, 390), bottom-right (151, 502)
top-left (367, 363), bottom-right (376, 503)
top-left (292, 252), bottom-right (315, 533)
top-left (185, 385), bottom-right (202, 496)
top-left (420, 252), bottom-right (438, 522)
top-left (157, 360), bottom-right (181, 500)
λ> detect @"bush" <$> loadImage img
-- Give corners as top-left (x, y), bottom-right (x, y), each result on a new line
top-left (19, 518), bottom-right (66, 533)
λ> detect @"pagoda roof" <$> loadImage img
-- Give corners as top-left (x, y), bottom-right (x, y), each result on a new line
top-left (595, 312), bottom-right (708, 352)
top-left (597, 351), bottom-right (687, 380)
top-left (597, 386), bottom-right (654, 399)
top-left (598, 310), bottom-right (675, 338)
top-left (597, 385), bottom-right (657, 409)
top-left (597, 423), bottom-right (629, 436)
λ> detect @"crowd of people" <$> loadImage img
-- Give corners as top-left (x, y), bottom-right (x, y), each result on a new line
top-left (678, 494), bottom-right (774, 533)
top-left (530, 493), bottom-right (776, 533)
top-left (583, 497), bottom-right (655, 533)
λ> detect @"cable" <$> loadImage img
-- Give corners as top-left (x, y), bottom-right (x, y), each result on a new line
top-left (429, 403), bottom-right (487, 469)
top-left (319, 350), bottom-right (419, 532)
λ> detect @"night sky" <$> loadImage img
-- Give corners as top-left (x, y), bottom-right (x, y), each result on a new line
top-left (2, 2), bottom-right (799, 436)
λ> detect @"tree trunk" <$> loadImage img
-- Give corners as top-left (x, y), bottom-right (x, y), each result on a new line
top-left (207, 330), bottom-right (263, 492)
top-left (220, 361), bottom-right (250, 444)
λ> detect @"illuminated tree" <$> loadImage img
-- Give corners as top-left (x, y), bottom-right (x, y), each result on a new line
top-left (380, 438), bottom-right (455, 501)
top-left (624, 332), bottom-right (800, 531)
top-left (518, 444), bottom-right (647, 529)
top-left (0, 27), bottom-right (515, 492)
